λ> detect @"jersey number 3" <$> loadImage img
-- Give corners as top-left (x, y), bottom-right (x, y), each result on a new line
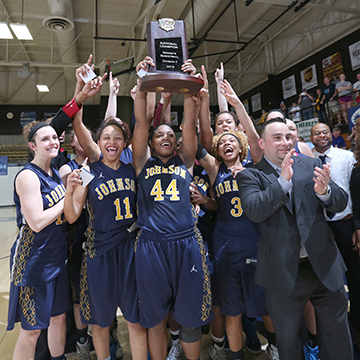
top-left (230, 197), bottom-right (243, 217)
top-left (150, 179), bottom-right (180, 201)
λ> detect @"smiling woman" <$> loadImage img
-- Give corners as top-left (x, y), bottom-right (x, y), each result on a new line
top-left (7, 121), bottom-right (70, 360)
top-left (132, 57), bottom-right (213, 360)
top-left (64, 117), bottom-right (146, 360)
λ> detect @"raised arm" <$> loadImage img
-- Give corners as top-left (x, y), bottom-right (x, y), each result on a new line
top-left (178, 93), bottom-right (197, 170)
top-left (16, 170), bottom-right (65, 232)
top-left (215, 62), bottom-right (228, 112)
top-left (146, 92), bottom-right (157, 124)
top-left (196, 146), bottom-right (220, 186)
top-left (220, 79), bottom-right (262, 163)
top-left (198, 65), bottom-right (214, 153)
top-left (72, 109), bottom-right (101, 164)
top-left (161, 93), bottom-right (173, 124)
top-left (104, 72), bottom-right (120, 120)
top-left (133, 59), bottom-right (154, 175)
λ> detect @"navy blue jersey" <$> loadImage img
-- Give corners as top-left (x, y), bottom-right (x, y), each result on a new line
top-left (242, 147), bottom-right (253, 168)
top-left (67, 159), bottom-right (81, 172)
top-left (121, 147), bottom-right (133, 164)
top-left (212, 163), bottom-right (259, 242)
top-left (99, 146), bottom-right (133, 165)
top-left (11, 163), bottom-right (67, 286)
top-left (85, 160), bottom-right (136, 257)
top-left (137, 155), bottom-right (196, 234)
top-left (294, 142), bottom-right (308, 158)
top-left (192, 165), bottom-right (215, 234)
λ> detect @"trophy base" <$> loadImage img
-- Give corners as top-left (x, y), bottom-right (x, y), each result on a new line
top-left (139, 73), bottom-right (204, 94)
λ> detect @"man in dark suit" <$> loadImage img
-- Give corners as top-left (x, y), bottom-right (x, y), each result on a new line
top-left (236, 118), bottom-right (352, 360)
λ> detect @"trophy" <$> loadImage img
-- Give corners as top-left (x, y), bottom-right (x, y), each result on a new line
top-left (139, 18), bottom-right (204, 94)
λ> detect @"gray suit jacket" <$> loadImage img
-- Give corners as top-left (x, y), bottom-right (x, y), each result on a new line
top-left (236, 156), bottom-right (348, 297)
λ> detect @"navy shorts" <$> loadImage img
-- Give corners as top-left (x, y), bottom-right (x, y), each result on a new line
top-left (80, 237), bottom-right (139, 327)
top-left (135, 227), bottom-right (213, 328)
top-left (7, 266), bottom-right (71, 331)
top-left (213, 228), bottom-right (268, 318)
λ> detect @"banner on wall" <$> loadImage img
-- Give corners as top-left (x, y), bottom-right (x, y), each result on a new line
top-left (242, 99), bottom-right (249, 114)
top-left (282, 75), bottom-right (296, 100)
top-left (0, 157), bottom-right (8, 176)
top-left (322, 52), bottom-right (343, 78)
top-left (349, 105), bottom-right (360, 130)
top-left (296, 118), bottom-right (319, 142)
top-left (251, 93), bottom-right (261, 112)
top-left (300, 65), bottom-right (318, 90)
top-left (20, 111), bottom-right (36, 127)
top-left (349, 40), bottom-right (360, 71)
top-left (44, 112), bottom-right (57, 120)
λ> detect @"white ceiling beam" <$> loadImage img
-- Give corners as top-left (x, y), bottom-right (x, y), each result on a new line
top-left (208, 3), bottom-right (272, 69)
top-left (8, 72), bottom-right (33, 101)
top-left (37, 73), bottom-right (64, 102)
top-left (306, 3), bottom-right (360, 15)
top-left (253, 0), bottom-right (360, 15)
top-left (0, 61), bottom-right (95, 68)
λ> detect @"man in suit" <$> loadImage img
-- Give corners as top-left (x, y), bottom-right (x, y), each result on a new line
top-left (236, 118), bottom-right (352, 360)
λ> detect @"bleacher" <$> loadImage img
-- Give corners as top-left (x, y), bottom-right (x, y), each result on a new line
top-left (0, 144), bottom-right (74, 164)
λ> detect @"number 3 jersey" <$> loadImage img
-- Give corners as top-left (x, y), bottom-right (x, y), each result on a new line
top-left (137, 155), bottom-right (195, 235)
top-left (212, 163), bottom-right (259, 250)
top-left (11, 163), bottom-right (67, 286)
top-left (85, 160), bottom-right (136, 257)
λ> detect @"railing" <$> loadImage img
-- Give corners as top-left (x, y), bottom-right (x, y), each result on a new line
top-left (287, 88), bottom-right (359, 126)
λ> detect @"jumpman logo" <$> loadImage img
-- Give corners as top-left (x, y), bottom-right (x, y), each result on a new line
top-left (99, 172), bottom-right (104, 178)
top-left (190, 265), bottom-right (197, 273)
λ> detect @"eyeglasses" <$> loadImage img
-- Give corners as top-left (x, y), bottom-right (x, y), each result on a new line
top-left (313, 130), bottom-right (330, 136)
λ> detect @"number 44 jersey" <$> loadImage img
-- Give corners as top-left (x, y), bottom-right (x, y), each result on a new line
top-left (137, 155), bottom-right (195, 235)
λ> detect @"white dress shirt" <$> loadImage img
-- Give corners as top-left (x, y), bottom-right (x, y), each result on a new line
top-left (313, 146), bottom-right (356, 221)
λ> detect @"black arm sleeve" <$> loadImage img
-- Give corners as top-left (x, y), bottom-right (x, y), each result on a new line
top-left (50, 108), bottom-right (73, 137)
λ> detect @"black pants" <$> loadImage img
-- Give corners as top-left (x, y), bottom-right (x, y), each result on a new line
top-left (265, 261), bottom-right (352, 360)
top-left (328, 218), bottom-right (360, 332)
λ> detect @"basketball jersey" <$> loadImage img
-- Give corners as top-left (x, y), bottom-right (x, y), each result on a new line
top-left (85, 160), bottom-right (136, 257)
top-left (192, 164), bottom-right (215, 234)
top-left (294, 142), bottom-right (308, 158)
top-left (11, 163), bottom-right (67, 286)
top-left (242, 147), bottom-right (253, 168)
top-left (212, 163), bottom-right (259, 246)
top-left (99, 146), bottom-right (133, 165)
top-left (137, 155), bottom-right (195, 234)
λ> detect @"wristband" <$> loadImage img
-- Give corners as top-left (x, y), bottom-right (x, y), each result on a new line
top-left (63, 97), bottom-right (82, 118)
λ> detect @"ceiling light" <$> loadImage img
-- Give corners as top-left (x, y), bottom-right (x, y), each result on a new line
top-left (10, 23), bottom-right (33, 40)
top-left (36, 85), bottom-right (49, 92)
top-left (0, 22), bottom-right (13, 39)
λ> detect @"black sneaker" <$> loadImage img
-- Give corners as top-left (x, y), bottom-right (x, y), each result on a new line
top-left (242, 316), bottom-right (261, 354)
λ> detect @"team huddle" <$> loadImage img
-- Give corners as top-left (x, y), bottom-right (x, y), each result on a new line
top-left (7, 55), bottom-right (358, 360)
